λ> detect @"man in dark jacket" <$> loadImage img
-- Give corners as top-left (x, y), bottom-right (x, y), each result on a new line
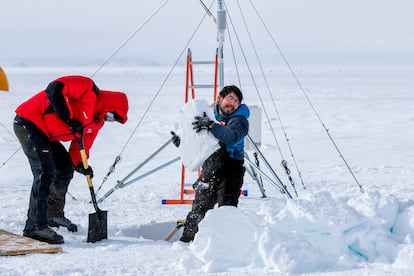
top-left (14, 76), bottom-right (128, 244)
top-left (172, 85), bottom-right (249, 243)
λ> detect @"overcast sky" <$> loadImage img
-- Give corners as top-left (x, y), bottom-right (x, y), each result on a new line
top-left (1, 0), bottom-right (413, 66)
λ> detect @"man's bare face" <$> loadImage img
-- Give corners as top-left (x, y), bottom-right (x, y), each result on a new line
top-left (218, 92), bottom-right (240, 115)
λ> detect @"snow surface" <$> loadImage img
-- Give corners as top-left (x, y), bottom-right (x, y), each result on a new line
top-left (1, 65), bottom-right (414, 275)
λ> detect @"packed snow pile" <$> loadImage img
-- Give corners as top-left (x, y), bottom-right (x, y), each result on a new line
top-left (189, 191), bottom-right (414, 273)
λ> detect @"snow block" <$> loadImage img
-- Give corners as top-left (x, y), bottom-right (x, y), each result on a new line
top-left (175, 99), bottom-right (219, 171)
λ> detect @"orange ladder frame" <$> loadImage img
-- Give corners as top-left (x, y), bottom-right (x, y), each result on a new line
top-left (162, 48), bottom-right (218, 204)
top-left (162, 48), bottom-right (247, 204)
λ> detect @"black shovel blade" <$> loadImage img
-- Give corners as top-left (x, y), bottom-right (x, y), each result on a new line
top-left (87, 210), bottom-right (107, 243)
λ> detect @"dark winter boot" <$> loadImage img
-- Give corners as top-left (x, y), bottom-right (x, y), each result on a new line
top-left (48, 216), bottom-right (78, 232)
top-left (179, 214), bottom-right (200, 243)
top-left (23, 226), bottom-right (64, 244)
top-left (179, 231), bottom-right (195, 243)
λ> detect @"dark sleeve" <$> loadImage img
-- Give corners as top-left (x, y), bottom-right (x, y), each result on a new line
top-left (210, 116), bottom-right (249, 146)
top-left (45, 80), bottom-right (71, 122)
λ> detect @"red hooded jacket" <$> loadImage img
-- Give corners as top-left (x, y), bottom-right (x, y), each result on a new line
top-left (15, 76), bottom-right (128, 165)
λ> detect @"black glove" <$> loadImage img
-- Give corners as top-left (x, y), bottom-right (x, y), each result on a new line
top-left (68, 119), bottom-right (84, 134)
top-left (170, 131), bottom-right (180, 147)
top-left (75, 162), bottom-right (93, 178)
top-left (192, 112), bottom-right (213, 133)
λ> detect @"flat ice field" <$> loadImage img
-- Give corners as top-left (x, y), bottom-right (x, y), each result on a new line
top-left (1, 65), bottom-right (414, 275)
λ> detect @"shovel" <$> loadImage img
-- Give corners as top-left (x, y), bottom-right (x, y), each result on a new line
top-left (77, 139), bottom-right (108, 243)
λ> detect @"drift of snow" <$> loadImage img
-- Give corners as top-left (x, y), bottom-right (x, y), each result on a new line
top-left (0, 65), bottom-right (414, 275)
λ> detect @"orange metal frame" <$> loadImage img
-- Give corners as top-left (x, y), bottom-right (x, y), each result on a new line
top-left (162, 49), bottom-right (218, 205)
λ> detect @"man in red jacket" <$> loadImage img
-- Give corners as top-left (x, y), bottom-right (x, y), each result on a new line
top-left (13, 76), bottom-right (128, 244)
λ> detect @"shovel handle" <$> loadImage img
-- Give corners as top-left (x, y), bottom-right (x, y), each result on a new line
top-left (75, 136), bottom-right (101, 213)
top-left (80, 149), bottom-right (93, 188)
top-left (164, 219), bottom-right (186, 241)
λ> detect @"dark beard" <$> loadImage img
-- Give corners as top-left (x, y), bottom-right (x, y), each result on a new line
top-left (219, 102), bottom-right (232, 115)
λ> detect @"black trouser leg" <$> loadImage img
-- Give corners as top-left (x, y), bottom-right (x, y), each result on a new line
top-left (181, 180), bottom-right (217, 241)
top-left (218, 159), bottom-right (245, 207)
top-left (181, 148), bottom-right (227, 241)
top-left (48, 142), bottom-right (74, 218)
top-left (48, 179), bottom-right (69, 218)
top-left (14, 116), bottom-right (55, 231)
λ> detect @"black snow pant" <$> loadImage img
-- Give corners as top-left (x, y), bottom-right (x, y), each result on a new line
top-left (181, 147), bottom-right (245, 242)
top-left (13, 116), bottom-right (74, 232)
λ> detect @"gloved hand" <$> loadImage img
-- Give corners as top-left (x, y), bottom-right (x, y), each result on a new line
top-left (74, 162), bottom-right (93, 178)
top-left (68, 119), bottom-right (84, 135)
top-left (192, 112), bottom-right (214, 133)
top-left (170, 131), bottom-right (180, 147)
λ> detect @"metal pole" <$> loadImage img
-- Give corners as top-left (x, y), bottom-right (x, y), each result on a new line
top-left (122, 157), bottom-right (180, 187)
top-left (244, 157), bottom-right (290, 199)
top-left (244, 152), bottom-right (266, 197)
top-left (97, 156), bottom-right (181, 203)
top-left (246, 135), bottom-right (292, 198)
top-left (119, 138), bottom-right (171, 184)
top-left (217, 0), bottom-right (226, 90)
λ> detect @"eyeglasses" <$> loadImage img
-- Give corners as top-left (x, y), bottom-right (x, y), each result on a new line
top-left (225, 95), bottom-right (240, 105)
